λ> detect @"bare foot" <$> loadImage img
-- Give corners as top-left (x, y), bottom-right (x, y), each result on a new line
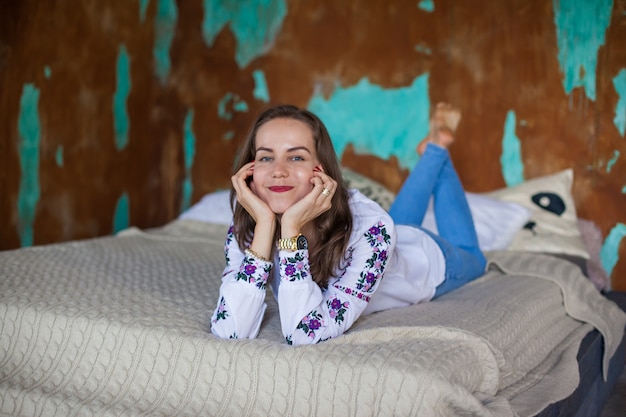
top-left (416, 103), bottom-right (461, 155)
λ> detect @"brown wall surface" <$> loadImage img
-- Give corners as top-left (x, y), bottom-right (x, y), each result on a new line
top-left (2, 0), bottom-right (626, 289)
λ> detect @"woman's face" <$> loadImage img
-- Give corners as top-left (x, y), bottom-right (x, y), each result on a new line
top-left (251, 118), bottom-right (321, 214)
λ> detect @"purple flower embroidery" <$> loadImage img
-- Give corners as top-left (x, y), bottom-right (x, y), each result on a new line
top-left (281, 251), bottom-right (309, 281)
top-left (235, 252), bottom-right (271, 289)
top-left (212, 297), bottom-right (229, 323)
top-left (355, 221), bottom-right (393, 296)
top-left (296, 310), bottom-right (324, 339)
top-left (327, 296), bottom-right (349, 324)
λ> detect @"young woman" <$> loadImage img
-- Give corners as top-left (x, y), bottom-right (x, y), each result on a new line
top-left (210, 103), bottom-right (486, 345)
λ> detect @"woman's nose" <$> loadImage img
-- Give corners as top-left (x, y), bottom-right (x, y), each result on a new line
top-left (271, 161), bottom-right (288, 177)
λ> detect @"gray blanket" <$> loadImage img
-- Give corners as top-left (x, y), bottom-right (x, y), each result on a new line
top-left (1, 220), bottom-right (624, 416)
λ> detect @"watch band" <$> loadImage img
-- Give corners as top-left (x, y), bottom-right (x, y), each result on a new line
top-left (277, 233), bottom-right (308, 251)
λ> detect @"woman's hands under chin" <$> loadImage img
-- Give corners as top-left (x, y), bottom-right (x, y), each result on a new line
top-left (280, 169), bottom-right (337, 238)
top-left (231, 162), bottom-right (275, 225)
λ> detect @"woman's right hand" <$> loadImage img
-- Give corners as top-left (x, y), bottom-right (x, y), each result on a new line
top-left (231, 162), bottom-right (275, 225)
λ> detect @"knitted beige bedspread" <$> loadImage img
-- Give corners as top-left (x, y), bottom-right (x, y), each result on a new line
top-left (1, 220), bottom-right (624, 417)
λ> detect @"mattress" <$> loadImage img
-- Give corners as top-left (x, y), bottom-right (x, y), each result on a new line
top-left (535, 291), bottom-right (626, 417)
top-left (1, 219), bottom-right (625, 417)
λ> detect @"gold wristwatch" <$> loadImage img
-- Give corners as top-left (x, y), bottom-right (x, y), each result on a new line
top-left (277, 233), bottom-right (308, 251)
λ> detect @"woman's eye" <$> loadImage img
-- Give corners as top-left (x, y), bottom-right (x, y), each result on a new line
top-left (291, 156), bottom-right (304, 161)
top-left (257, 156), bottom-right (272, 162)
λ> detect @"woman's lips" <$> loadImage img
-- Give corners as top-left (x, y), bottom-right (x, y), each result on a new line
top-left (269, 186), bottom-right (293, 192)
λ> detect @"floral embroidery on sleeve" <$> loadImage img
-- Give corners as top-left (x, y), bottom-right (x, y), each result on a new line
top-left (235, 255), bottom-right (272, 290)
top-left (279, 250), bottom-right (310, 281)
top-left (296, 310), bottom-right (324, 340)
top-left (328, 296), bottom-right (350, 324)
top-left (358, 221), bottom-right (391, 293)
top-left (212, 222), bottom-right (273, 341)
top-left (279, 215), bottom-right (394, 345)
top-left (333, 285), bottom-right (371, 302)
top-left (224, 225), bottom-right (234, 265)
top-left (212, 296), bottom-right (229, 324)
top-left (332, 220), bottom-right (391, 302)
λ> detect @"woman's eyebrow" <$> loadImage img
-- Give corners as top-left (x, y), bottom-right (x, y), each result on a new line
top-left (286, 146), bottom-right (312, 154)
top-left (255, 146), bottom-right (311, 154)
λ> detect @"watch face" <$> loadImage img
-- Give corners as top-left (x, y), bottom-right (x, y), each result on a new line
top-left (296, 235), bottom-right (308, 250)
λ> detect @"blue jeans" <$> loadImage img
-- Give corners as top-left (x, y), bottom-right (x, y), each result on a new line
top-left (388, 143), bottom-right (486, 298)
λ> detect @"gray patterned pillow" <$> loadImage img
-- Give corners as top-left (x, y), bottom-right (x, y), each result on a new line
top-left (341, 167), bottom-right (395, 211)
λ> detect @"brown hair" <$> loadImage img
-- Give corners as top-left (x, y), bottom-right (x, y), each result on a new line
top-left (230, 104), bottom-right (353, 288)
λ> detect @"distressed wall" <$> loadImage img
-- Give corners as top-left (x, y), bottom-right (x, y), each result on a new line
top-left (1, 0), bottom-right (626, 290)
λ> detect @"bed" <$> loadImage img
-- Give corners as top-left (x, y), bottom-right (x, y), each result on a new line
top-left (1, 168), bottom-right (625, 417)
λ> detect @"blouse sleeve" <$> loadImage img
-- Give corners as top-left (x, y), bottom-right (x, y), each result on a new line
top-left (210, 224), bottom-right (273, 340)
top-left (278, 218), bottom-right (395, 345)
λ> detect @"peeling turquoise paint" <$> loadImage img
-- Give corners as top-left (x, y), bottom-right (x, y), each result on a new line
top-left (500, 111), bottom-right (525, 187)
top-left (154, 0), bottom-right (177, 83)
top-left (223, 130), bottom-right (235, 141)
top-left (113, 44), bottom-right (131, 151)
top-left (202, 0), bottom-right (287, 68)
top-left (113, 193), bottom-right (130, 234)
top-left (218, 93), bottom-right (234, 120)
top-left (307, 76), bottom-right (430, 170)
top-left (56, 146), bottom-right (64, 167)
top-left (253, 69), bottom-right (270, 102)
top-left (140, 0), bottom-right (150, 22)
top-left (414, 44), bottom-right (432, 55)
top-left (44, 66), bottom-right (51, 79)
top-left (181, 110), bottom-right (196, 212)
top-left (553, 0), bottom-right (612, 101)
top-left (606, 150), bottom-right (620, 173)
top-left (17, 84), bottom-right (41, 247)
top-left (417, 0), bottom-right (434, 12)
top-left (218, 92), bottom-right (249, 120)
top-left (622, 185), bottom-right (626, 193)
top-left (613, 68), bottom-right (626, 136)
top-left (600, 223), bottom-right (626, 282)
top-left (233, 100), bottom-right (248, 112)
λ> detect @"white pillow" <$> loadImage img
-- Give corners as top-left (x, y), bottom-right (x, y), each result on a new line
top-left (486, 169), bottom-right (589, 258)
top-left (421, 192), bottom-right (531, 251)
top-left (179, 190), bottom-right (233, 224)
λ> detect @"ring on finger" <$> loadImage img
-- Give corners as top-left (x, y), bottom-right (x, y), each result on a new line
top-left (321, 187), bottom-right (331, 196)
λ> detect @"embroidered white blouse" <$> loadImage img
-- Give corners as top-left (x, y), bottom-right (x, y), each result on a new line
top-left (210, 190), bottom-right (445, 345)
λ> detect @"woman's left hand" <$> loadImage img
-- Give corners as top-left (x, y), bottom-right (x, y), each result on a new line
top-left (280, 169), bottom-right (336, 237)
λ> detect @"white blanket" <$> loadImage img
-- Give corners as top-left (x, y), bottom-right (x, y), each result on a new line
top-left (0, 220), bottom-right (624, 417)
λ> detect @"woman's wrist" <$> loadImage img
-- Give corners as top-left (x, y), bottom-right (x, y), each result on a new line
top-left (279, 218), bottom-right (302, 239)
top-left (250, 221), bottom-right (276, 260)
